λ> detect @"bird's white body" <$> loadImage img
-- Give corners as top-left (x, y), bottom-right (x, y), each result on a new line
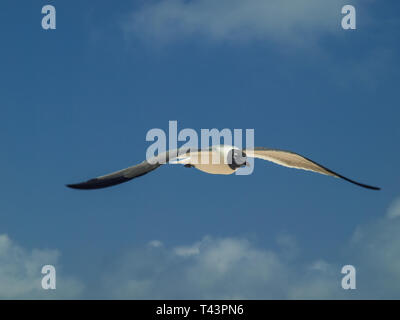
top-left (172, 145), bottom-right (239, 175)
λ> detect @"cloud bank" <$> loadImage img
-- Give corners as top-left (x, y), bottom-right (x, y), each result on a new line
top-left (2, 196), bottom-right (400, 299)
top-left (98, 197), bottom-right (400, 299)
top-left (99, 235), bottom-right (343, 299)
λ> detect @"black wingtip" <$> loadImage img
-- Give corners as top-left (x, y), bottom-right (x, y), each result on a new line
top-left (66, 175), bottom-right (135, 190)
top-left (66, 182), bottom-right (96, 190)
top-left (65, 180), bottom-right (110, 190)
top-left (361, 184), bottom-right (381, 191)
top-left (334, 174), bottom-right (381, 191)
top-left (66, 183), bottom-right (86, 190)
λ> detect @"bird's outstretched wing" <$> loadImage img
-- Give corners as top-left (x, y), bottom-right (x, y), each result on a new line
top-left (244, 147), bottom-right (380, 190)
top-left (66, 148), bottom-right (192, 190)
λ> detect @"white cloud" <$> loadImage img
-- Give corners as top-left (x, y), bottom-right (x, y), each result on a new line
top-left (124, 0), bottom-right (353, 46)
top-left (0, 234), bottom-right (83, 299)
top-left (387, 197), bottom-right (400, 219)
top-left (174, 241), bottom-right (201, 257)
top-left (101, 236), bottom-right (290, 299)
top-left (347, 215), bottom-right (400, 298)
top-left (148, 240), bottom-right (164, 248)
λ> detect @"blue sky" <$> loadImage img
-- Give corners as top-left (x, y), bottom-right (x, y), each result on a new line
top-left (0, 0), bottom-right (399, 298)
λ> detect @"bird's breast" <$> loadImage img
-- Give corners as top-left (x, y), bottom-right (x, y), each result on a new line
top-left (188, 148), bottom-right (236, 175)
top-left (193, 163), bottom-right (236, 175)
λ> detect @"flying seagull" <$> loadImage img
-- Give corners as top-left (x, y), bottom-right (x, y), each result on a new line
top-left (66, 145), bottom-right (380, 190)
